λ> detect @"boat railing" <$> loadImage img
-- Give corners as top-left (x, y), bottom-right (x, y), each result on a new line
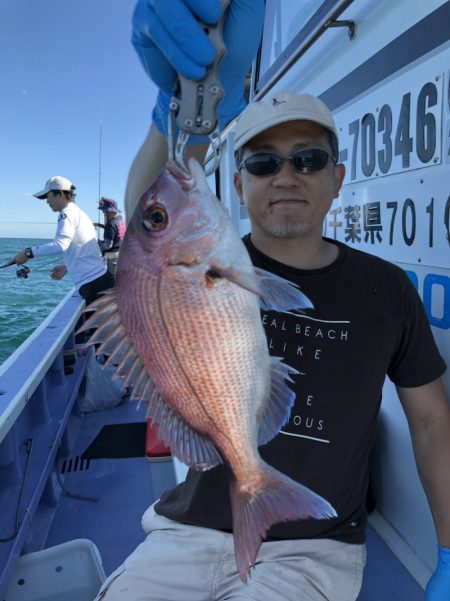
top-left (0, 288), bottom-right (85, 444)
top-left (0, 288), bottom-right (89, 599)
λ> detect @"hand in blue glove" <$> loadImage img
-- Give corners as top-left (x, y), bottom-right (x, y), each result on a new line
top-left (425, 546), bottom-right (450, 600)
top-left (132, 0), bottom-right (224, 89)
top-left (132, 0), bottom-right (265, 138)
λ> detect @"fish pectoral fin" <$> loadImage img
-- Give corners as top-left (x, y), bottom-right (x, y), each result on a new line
top-left (257, 357), bottom-right (298, 446)
top-left (207, 264), bottom-right (313, 312)
top-left (253, 267), bottom-right (314, 312)
top-left (206, 262), bottom-right (269, 297)
top-left (147, 391), bottom-right (223, 471)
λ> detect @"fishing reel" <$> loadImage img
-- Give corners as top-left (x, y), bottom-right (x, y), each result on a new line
top-left (16, 264), bottom-right (31, 279)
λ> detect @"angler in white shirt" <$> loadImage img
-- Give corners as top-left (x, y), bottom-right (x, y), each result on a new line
top-left (3, 176), bottom-right (115, 305)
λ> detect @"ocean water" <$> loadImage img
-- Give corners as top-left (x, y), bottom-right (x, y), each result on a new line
top-left (0, 238), bottom-right (73, 366)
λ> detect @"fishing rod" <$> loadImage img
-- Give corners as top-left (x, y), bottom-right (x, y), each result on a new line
top-left (1, 221), bottom-right (55, 225)
top-left (95, 103), bottom-right (105, 240)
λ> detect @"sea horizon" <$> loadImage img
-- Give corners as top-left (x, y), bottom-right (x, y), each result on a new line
top-left (0, 237), bottom-right (73, 365)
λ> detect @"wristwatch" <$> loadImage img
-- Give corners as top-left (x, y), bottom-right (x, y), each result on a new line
top-left (24, 247), bottom-right (34, 259)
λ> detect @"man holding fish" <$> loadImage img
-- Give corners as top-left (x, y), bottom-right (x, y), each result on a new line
top-left (95, 1), bottom-right (450, 599)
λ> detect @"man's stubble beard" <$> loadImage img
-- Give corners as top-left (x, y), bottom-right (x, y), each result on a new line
top-left (264, 216), bottom-right (308, 239)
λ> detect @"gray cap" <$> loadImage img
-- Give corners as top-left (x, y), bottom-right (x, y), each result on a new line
top-left (234, 91), bottom-right (338, 151)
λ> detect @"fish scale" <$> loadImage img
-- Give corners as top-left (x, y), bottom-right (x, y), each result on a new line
top-left (155, 278), bottom-right (263, 444)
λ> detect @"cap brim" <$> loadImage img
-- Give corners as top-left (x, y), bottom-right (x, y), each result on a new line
top-left (235, 114), bottom-right (337, 151)
top-left (33, 191), bottom-right (48, 199)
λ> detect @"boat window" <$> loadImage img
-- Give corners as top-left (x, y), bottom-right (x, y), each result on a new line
top-left (253, 0), bottom-right (347, 96)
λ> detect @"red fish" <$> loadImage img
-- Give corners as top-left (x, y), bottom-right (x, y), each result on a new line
top-left (82, 159), bottom-right (336, 581)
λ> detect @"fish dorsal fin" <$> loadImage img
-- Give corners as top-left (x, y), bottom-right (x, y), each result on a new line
top-left (257, 357), bottom-right (299, 446)
top-left (79, 289), bottom-right (222, 471)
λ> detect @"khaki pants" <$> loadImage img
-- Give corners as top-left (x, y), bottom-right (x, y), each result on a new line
top-left (96, 505), bottom-right (366, 601)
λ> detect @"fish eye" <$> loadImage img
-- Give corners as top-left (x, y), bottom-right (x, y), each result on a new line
top-left (142, 204), bottom-right (168, 232)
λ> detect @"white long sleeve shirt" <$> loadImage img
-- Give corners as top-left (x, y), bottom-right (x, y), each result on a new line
top-left (31, 202), bottom-right (106, 288)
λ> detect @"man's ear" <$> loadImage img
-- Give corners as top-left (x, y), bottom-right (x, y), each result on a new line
top-left (333, 163), bottom-right (346, 198)
top-left (234, 172), bottom-right (245, 205)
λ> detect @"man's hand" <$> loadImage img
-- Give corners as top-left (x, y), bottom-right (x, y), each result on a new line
top-left (425, 546), bottom-right (450, 600)
top-left (125, 0), bottom-right (264, 220)
top-left (51, 265), bottom-right (67, 280)
top-left (1, 250), bottom-right (29, 268)
top-left (132, 0), bottom-right (265, 132)
top-left (132, 0), bottom-right (222, 90)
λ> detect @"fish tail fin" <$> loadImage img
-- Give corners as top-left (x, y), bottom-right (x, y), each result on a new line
top-left (230, 465), bottom-right (336, 583)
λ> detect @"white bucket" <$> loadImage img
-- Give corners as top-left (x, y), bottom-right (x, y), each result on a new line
top-left (5, 539), bottom-right (106, 601)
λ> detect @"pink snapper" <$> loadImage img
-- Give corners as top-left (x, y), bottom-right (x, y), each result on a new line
top-left (82, 159), bottom-right (336, 581)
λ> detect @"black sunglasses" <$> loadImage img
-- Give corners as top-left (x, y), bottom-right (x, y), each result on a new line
top-left (239, 148), bottom-right (337, 177)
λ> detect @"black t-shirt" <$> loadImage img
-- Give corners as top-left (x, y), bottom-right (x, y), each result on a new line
top-left (155, 236), bottom-right (446, 544)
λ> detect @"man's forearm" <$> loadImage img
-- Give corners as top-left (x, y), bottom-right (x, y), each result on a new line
top-left (124, 123), bottom-right (209, 223)
top-left (124, 125), bottom-right (168, 222)
top-left (410, 412), bottom-right (450, 546)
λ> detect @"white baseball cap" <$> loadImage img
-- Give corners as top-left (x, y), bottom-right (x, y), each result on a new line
top-left (33, 176), bottom-right (75, 199)
top-left (234, 91), bottom-right (338, 151)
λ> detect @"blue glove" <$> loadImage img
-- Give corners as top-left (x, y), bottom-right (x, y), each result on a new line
top-left (132, 0), bottom-right (221, 89)
top-left (425, 546), bottom-right (450, 600)
top-left (132, 0), bottom-right (265, 137)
